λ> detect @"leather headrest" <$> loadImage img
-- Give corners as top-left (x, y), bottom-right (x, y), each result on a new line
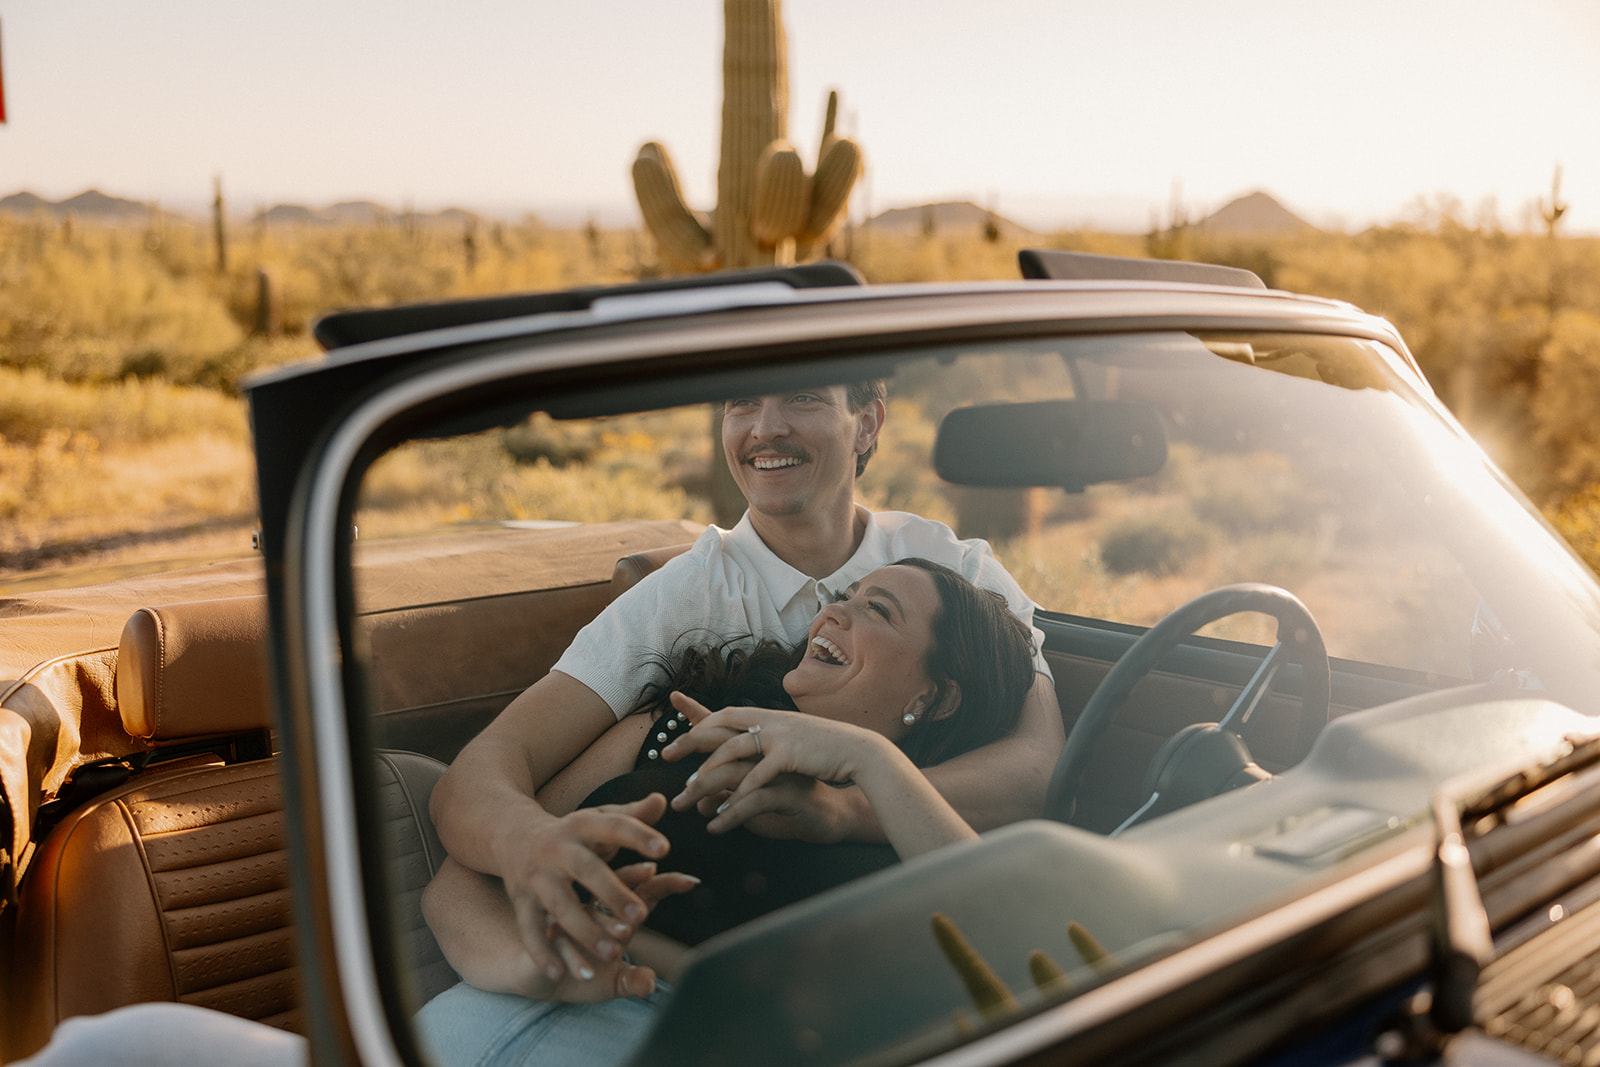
top-left (115, 597), bottom-right (272, 741)
top-left (609, 544), bottom-right (694, 600)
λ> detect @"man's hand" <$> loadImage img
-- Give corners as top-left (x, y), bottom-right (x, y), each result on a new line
top-left (495, 794), bottom-right (676, 982)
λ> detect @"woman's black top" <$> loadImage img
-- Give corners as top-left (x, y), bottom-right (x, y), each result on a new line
top-left (579, 704), bottom-right (899, 946)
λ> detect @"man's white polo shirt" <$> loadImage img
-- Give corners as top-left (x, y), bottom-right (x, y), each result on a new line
top-left (553, 507), bottom-right (1050, 719)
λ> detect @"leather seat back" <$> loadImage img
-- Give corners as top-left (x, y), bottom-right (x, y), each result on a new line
top-left (609, 543), bottom-right (694, 600)
top-left (2, 599), bottom-right (456, 1061)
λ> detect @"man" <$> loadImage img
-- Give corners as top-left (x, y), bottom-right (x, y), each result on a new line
top-left (427, 381), bottom-right (1063, 991)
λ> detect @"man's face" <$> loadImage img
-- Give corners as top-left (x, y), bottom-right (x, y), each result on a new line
top-left (721, 387), bottom-right (881, 520)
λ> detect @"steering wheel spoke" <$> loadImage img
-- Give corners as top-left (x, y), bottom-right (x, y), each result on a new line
top-left (1046, 583), bottom-right (1330, 828)
top-left (1219, 638), bottom-right (1288, 733)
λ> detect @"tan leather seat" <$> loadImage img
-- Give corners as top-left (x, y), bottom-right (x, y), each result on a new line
top-left (609, 543), bottom-right (694, 600)
top-left (3, 598), bottom-right (455, 1060)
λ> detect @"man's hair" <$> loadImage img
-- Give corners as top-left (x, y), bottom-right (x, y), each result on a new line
top-left (845, 379), bottom-right (888, 477)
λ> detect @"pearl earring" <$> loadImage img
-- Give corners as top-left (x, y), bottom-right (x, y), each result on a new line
top-left (903, 711), bottom-right (918, 725)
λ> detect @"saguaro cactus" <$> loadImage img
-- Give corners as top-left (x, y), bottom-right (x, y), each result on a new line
top-left (632, 0), bottom-right (863, 272)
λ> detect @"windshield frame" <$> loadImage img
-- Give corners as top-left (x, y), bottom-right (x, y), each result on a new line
top-left (248, 285), bottom-right (1596, 1067)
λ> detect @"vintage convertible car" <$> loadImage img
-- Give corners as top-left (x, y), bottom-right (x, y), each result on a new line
top-left (6, 252), bottom-right (1600, 1066)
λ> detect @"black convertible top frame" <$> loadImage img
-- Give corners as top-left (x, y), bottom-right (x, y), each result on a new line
top-left (312, 260), bottom-right (865, 350)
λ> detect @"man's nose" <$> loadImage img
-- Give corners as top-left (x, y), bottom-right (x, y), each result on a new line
top-left (750, 398), bottom-right (790, 438)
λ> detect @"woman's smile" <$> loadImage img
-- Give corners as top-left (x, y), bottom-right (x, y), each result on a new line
top-left (784, 564), bottom-right (941, 734)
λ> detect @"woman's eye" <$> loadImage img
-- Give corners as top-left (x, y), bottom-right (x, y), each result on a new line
top-left (869, 601), bottom-right (891, 620)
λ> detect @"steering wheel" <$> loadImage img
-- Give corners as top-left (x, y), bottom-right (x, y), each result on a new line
top-left (1045, 583), bottom-right (1330, 831)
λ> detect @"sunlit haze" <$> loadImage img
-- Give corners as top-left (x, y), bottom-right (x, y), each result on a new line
top-left (1, 0), bottom-right (1596, 232)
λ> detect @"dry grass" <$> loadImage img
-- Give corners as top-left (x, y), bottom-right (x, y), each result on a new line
top-left (4, 210), bottom-right (1600, 585)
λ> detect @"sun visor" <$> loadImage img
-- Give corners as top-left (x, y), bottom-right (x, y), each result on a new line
top-left (934, 399), bottom-right (1168, 492)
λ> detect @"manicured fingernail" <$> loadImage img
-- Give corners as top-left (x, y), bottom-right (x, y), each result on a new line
top-left (671, 791), bottom-right (688, 808)
top-left (625, 903), bottom-right (647, 923)
top-left (596, 939), bottom-right (618, 960)
top-left (715, 800), bottom-right (730, 814)
top-left (578, 965), bottom-right (595, 981)
top-left (685, 771), bottom-right (698, 785)
top-left (609, 921), bottom-right (631, 937)
top-left (647, 836), bottom-right (668, 858)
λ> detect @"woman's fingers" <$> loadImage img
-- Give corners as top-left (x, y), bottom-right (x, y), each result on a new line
top-left (668, 752), bottom-right (753, 811)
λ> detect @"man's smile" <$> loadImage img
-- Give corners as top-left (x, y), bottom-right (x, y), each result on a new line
top-left (750, 455), bottom-right (804, 470)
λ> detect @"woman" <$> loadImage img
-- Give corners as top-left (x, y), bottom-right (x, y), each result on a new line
top-left (417, 558), bottom-right (1036, 1064)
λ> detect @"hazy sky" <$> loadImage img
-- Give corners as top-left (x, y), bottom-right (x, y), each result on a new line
top-left (2, 0), bottom-right (1597, 232)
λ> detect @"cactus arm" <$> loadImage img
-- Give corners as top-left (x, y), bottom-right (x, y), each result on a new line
top-left (1027, 949), bottom-right (1071, 994)
top-left (633, 142), bottom-right (716, 272)
top-left (799, 134), bottom-right (863, 247)
top-left (751, 140), bottom-right (809, 261)
top-left (1067, 920), bottom-right (1119, 974)
top-left (931, 913), bottom-right (1022, 1020)
top-left (818, 88), bottom-right (839, 155)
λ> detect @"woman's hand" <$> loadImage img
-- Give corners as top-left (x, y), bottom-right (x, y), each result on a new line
top-left (662, 694), bottom-right (889, 829)
top-left (663, 693), bottom-right (977, 858)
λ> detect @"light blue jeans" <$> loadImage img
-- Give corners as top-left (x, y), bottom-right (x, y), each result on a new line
top-left (414, 982), bottom-right (671, 1067)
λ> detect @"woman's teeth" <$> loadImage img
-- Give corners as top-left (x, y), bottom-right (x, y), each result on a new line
top-left (811, 635), bottom-right (850, 665)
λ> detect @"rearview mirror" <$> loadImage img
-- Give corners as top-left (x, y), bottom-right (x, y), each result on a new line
top-left (933, 400), bottom-right (1168, 491)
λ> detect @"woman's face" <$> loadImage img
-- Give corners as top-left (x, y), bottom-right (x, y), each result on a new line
top-left (783, 564), bottom-right (943, 738)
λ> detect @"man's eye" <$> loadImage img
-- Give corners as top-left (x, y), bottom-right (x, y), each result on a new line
top-left (789, 393), bottom-right (821, 405)
top-left (725, 398), bottom-right (756, 411)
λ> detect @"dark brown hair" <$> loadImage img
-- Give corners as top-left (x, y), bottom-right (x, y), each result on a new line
top-left (637, 556), bottom-right (1035, 768)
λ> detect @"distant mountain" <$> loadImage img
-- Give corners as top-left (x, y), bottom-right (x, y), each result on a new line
top-left (254, 199), bottom-right (480, 228)
top-left (867, 200), bottom-right (1034, 238)
top-left (0, 188), bottom-right (150, 221)
top-left (323, 200), bottom-right (392, 225)
top-left (1196, 191), bottom-right (1317, 235)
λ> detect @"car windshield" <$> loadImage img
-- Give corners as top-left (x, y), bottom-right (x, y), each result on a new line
top-left (346, 324), bottom-right (1600, 1066)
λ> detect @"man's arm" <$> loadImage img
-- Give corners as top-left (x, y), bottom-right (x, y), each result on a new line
top-left (429, 670), bottom-right (669, 981)
top-left (671, 673), bottom-right (1064, 841)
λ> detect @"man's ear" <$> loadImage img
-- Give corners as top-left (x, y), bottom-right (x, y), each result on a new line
top-left (928, 681), bottom-right (961, 722)
top-left (855, 398), bottom-right (885, 456)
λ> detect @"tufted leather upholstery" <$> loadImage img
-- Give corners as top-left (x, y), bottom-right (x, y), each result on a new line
top-left (2, 599), bottom-right (456, 1061)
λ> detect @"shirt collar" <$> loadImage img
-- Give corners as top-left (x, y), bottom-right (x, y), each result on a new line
top-left (730, 505), bottom-right (884, 611)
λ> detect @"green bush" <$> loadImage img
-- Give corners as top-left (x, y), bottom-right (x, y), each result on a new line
top-left (1099, 511), bottom-right (1210, 576)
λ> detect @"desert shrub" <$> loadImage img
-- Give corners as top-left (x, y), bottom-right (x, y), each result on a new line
top-left (0, 429), bottom-right (100, 521)
top-left (1530, 311), bottom-right (1600, 494)
top-left (0, 367), bottom-right (246, 446)
top-left (1099, 510), bottom-right (1210, 576)
top-left (1190, 453), bottom-right (1323, 536)
top-left (1546, 484), bottom-right (1600, 574)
